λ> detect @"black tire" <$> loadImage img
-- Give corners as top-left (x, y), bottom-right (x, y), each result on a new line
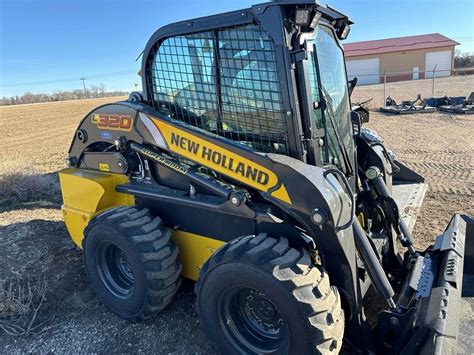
top-left (83, 206), bottom-right (182, 320)
top-left (195, 234), bottom-right (344, 354)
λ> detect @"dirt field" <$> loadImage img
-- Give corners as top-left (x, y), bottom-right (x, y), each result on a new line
top-left (0, 76), bottom-right (473, 353)
top-left (357, 75), bottom-right (474, 247)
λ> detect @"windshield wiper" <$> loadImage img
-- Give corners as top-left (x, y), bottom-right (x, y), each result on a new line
top-left (319, 87), bottom-right (354, 176)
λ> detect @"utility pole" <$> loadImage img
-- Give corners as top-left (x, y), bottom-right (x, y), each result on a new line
top-left (80, 77), bottom-right (87, 97)
top-left (431, 65), bottom-right (437, 97)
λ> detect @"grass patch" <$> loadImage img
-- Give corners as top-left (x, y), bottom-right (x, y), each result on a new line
top-left (0, 275), bottom-right (47, 335)
top-left (0, 274), bottom-right (84, 337)
top-left (0, 168), bottom-right (61, 211)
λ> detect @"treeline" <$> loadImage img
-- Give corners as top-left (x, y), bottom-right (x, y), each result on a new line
top-left (454, 51), bottom-right (473, 69)
top-left (1, 86), bottom-right (129, 106)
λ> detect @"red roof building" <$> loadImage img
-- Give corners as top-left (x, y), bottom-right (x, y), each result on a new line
top-left (343, 33), bottom-right (459, 85)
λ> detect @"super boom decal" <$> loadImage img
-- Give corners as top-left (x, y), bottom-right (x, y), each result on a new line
top-left (151, 117), bottom-right (278, 192)
top-left (139, 147), bottom-right (189, 175)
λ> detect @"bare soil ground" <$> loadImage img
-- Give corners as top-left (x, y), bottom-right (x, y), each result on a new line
top-left (0, 76), bottom-right (473, 353)
top-left (371, 113), bottom-right (473, 247)
top-left (357, 75), bottom-right (474, 247)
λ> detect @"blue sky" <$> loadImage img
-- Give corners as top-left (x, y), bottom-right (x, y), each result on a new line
top-left (1, 0), bottom-right (472, 97)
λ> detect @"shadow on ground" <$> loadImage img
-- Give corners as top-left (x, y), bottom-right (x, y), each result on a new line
top-left (0, 218), bottom-right (215, 353)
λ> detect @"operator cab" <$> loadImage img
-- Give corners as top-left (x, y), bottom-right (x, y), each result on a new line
top-left (140, 1), bottom-right (356, 182)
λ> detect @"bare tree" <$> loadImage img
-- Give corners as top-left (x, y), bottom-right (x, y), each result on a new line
top-left (454, 51), bottom-right (473, 69)
top-left (99, 83), bottom-right (106, 97)
top-left (1, 88), bottom-right (129, 106)
top-left (90, 85), bottom-right (99, 98)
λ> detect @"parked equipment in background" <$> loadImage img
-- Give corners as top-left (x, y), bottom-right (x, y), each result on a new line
top-left (435, 92), bottom-right (474, 114)
top-left (385, 96), bottom-right (397, 107)
top-left (380, 94), bottom-right (436, 114)
top-left (425, 95), bottom-right (465, 108)
top-left (58, 1), bottom-right (473, 354)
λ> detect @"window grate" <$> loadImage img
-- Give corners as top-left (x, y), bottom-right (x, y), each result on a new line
top-left (148, 24), bottom-right (288, 154)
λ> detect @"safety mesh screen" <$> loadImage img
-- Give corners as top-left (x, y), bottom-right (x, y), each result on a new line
top-left (148, 24), bottom-right (288, 154)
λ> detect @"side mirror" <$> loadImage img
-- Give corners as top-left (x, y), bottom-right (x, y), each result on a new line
top-left (350, 111), bottom-right (361, 137)
top-left (348, 77), bottom-right (358, 97)
top-left (353, 105), bottom-right (370, 123)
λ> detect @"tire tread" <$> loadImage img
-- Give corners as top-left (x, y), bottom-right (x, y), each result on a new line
top-left (84, 206), bottom-right (181, 321)
top-left (195, 234), bottom-right (344, 354)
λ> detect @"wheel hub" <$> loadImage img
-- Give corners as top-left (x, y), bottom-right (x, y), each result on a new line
top-left (118, 251), bottom-right (134, 280)
top-left (244, 289), bottom-right (283, 333)
top-left (95, 241), bottom-right (135, 299)
top-left (219, 285), bottom-right (288, 353)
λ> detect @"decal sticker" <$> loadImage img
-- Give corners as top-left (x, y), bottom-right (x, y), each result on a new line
top-left (138, 112), bottom-right (167, 149)
top-left (100, 131), bottom-right (113, 140)
top-left (138, 147), bottom-right (189, 175)
top-left (151, 117), bottom-right (279, 192)
top-left (91, 114), bottom-right (133, 131)
top-left (99, 163), bottom-right (110, 172)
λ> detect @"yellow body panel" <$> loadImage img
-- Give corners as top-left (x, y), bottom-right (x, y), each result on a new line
top-left (171, 230), bottom-right (225, 280)
top-left (59, 168), bottom-right (134, 247)
top-left (153, 118), bottom-right (279, 192)
top-left (357, 213), bottom-right (365, 228)
top-left (270, 184), bottom-right (292, 205)
top-left (59, 168), bottom-right (225, 279)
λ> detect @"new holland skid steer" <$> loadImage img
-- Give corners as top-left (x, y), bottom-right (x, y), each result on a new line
top-left (59, 1), bottom-right (473, 353)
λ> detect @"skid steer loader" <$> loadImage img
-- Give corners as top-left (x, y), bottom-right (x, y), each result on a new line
top-left (59, 1), bottom-right (473, 353)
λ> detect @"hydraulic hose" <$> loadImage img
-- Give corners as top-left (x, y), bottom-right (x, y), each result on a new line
top-left (366, 166), bottom-right (416, 255)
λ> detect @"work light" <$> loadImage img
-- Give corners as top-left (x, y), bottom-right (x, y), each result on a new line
top-left (338, 24), bottom-right (351, 40)
top-left (310, 11), bottom-right (322, 28)
top-left (295, 8), bottom-right (312, 26)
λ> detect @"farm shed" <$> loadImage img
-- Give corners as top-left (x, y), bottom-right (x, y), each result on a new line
top-left (343, 33), bottom-right (459, 85)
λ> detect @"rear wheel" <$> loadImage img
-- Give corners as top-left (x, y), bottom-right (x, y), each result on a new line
top-left (195, 234), bottom-right (344, 354)
top-left (83, 206), bottom-right (182, 320)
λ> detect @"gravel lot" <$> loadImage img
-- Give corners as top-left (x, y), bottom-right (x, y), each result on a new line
top-left (1, 76), bottom-right (472, 353)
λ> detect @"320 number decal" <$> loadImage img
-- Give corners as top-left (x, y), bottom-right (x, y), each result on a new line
top-left (91, 114), bottom-right (133, 131)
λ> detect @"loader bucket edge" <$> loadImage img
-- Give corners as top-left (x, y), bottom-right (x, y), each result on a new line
top-left (375, 214), bottom-right (473, 353)
top-left (393, 159), bottom-right (424, 183)
top-left (460, 214), bottom-right (474, 276)
top-left (417, 213), bottom-right (473, 354)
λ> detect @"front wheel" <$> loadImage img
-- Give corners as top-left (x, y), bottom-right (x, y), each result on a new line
top-left (195, 234), bottom-right (344, 354)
